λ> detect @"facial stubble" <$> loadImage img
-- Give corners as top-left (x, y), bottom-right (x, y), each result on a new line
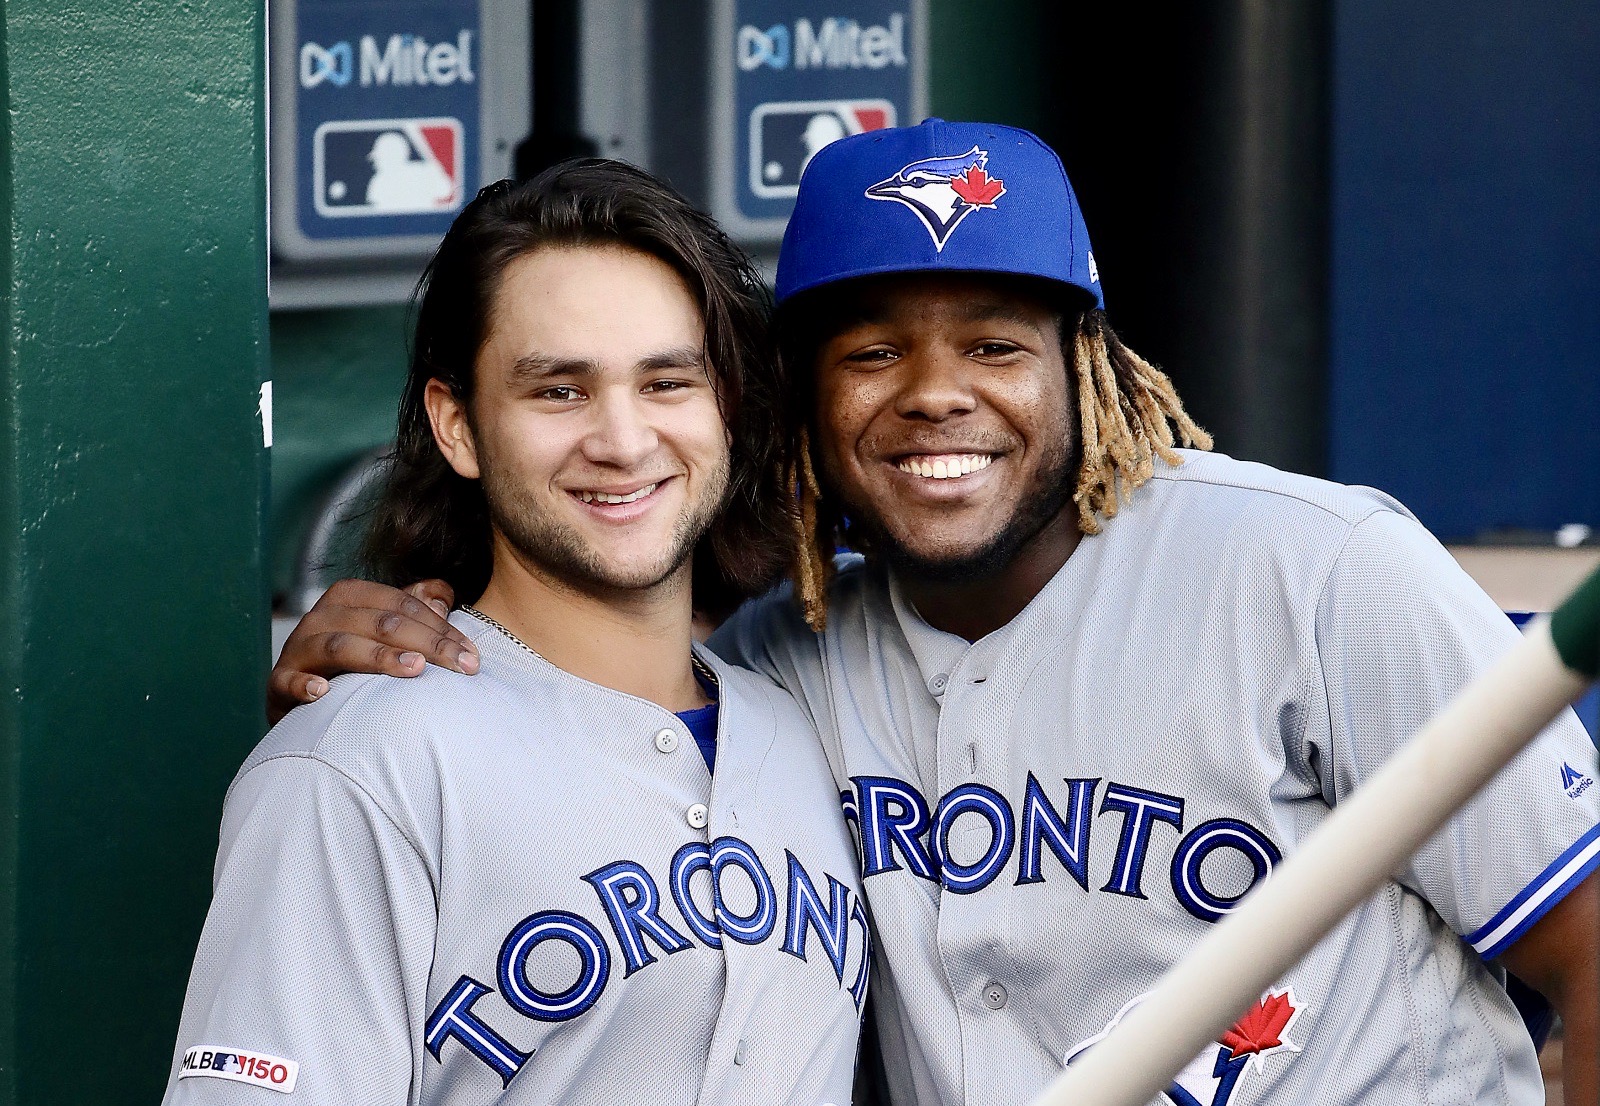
top-left (478, 444), bottom-right (733, 597)
top-left (828, 419), bottom-right (1079, 585)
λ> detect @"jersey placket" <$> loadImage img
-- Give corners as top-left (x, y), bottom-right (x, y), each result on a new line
top-left (945, 641), bottom-right (1065, 1106)
top-left (697, 665), bottom-right (793, 1103)
top-left (891, 578), bottom-right (1058, 1106)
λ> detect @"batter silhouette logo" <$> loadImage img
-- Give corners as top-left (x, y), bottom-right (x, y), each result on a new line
top-left (313, 117), bottom-right (463, 218)
top-left (750, 99), bottom-right (894, 199)
top-left (865, 145), bottom-right (1006, 251)
top-left (1066, 988), bottom-right (1304, 1105)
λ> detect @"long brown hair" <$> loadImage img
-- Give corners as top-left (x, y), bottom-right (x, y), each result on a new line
top-left (363, 160), bottom-right (795, 616)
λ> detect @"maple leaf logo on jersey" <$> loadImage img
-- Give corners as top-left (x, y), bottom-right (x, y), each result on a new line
top-left (865, 146), bottom-right (1005, 251)
top-left (1066, 987), bottom-right (1305, 1106)
top-left (1219, 989), bottom-right (1302, 1073)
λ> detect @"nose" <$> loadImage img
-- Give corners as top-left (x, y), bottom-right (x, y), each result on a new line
top-left (581, 388), bottom-right (659, 468)
top-left (894, 347), bottom-right (978, 422)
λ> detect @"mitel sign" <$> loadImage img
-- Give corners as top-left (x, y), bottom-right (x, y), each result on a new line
top-left (300, 30), bottom-right (477, 89)
top-left (271, 0), bottom-right (485, 263)
top-left (711, 0), bottom-right (927, 242)
top-left (737, 15), bottom-right (909, 71)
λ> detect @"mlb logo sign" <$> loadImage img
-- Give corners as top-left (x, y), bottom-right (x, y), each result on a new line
top-left (313, 117), bottom-right (463, 218)
top-left (750, 99), bottom-right (895, 199)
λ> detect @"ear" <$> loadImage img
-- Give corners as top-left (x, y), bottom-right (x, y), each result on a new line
top-left (425, 378), bottom-right (481, 480)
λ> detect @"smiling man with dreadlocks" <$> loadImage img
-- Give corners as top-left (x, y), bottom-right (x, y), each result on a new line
top-left (781, 264), bottom-right (1210, 633)
top-left (272, 120), bottom-right (1598, 1106)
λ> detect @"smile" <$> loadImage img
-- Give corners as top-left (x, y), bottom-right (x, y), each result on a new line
top-left (574, 482), bottom-right (660, 505)
top-left (896, 454), bottom-right (994, 480)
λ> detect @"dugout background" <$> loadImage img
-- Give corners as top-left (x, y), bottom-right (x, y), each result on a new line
top-left (0, 1), bottom-right (1592, 1103)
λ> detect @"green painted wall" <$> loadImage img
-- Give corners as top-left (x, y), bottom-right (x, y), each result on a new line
top-left (0, 1), bottom-right (269, 1102)
top-left (269, 307), bottom-right (409, 598)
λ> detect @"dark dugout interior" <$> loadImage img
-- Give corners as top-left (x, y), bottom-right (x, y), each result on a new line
top-left (1034, 3), bottom-right (1331, 478)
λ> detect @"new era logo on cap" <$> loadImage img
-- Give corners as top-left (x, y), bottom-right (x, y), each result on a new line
top-left (865, 145), bottom-right (1006, 251)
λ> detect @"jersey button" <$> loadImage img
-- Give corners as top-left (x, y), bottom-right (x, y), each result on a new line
top-left (930, 673), bottom-right (948, 693)
top-left (654, 728), bottom-right (679, 753)
top-left (686, 803), bottom-right (709, 829)
top-left (982, 983), bottom-right (1008, 1010)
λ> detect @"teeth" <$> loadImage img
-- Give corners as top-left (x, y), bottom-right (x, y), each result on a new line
top-left (577, 482), bottom-right (659, 505)
top-left (897, 454), bottom-right (993, 480)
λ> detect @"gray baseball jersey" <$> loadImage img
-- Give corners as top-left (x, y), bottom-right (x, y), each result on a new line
top-left (713, 450), bottom-right (1600, 1106)
top-left (164, 610), bottom-right (867, 1106)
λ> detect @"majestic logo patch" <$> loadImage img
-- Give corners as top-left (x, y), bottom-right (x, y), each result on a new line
top-left (1066, 988), bottom-right (1304, 1105)
top-left (865, 145), bottom-right (1005, 251)
top-left (1562, 762), bottom-right (1593, 798)
top-left (179, 1046), bottom-right (299, 1093)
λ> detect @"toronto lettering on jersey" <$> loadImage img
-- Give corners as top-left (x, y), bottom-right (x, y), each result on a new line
top-left (424, 837), bottom-right (869, 1086)
top-left (842, 773), bottom-right (1283, 921)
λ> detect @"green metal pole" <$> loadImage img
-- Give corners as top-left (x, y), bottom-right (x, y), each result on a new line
top-left (0, 2), bottom-right (268, 1102)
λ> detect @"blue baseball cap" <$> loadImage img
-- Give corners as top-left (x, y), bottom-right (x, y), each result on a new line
top-left (775, 118), bottom-right (1103, 309)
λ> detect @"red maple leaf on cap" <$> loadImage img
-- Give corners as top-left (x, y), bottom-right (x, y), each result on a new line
top-left (951, 165), bottom-right (1005, 207)
top-left (1219, 990), bottom-right (1297, 1058)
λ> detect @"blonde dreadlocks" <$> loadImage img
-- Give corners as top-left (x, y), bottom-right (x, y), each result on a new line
top-left (1071, 310), bottom-right (1211, 535)
top-left (786, 309), bottom-right (1211, 632)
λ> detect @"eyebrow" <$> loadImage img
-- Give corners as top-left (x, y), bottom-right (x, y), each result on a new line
top-left (833, 298), bottom-right (1046, 333)
top-left (955, 301), bottom-right (1046, 328)
top-left (508, 344), bottom-right (706, 382)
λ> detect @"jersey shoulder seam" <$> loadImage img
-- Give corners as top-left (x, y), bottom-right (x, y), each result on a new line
top-left (231, 750), bottom-right (433, 872)
top-left (1303, 508), bottom-right (1377, 801)
top-left (1306, 508), bottom-right (1421, 802)
top-left (1151, 457), bottom-right (1398, 527)
top-left (230, 679), bottom-right (437, 871)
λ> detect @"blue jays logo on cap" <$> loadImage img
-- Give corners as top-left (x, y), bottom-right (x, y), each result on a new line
top-left (776, 118), bottom-right (1104, 309)
top-left (865, 145), bottom-right (1006, 251)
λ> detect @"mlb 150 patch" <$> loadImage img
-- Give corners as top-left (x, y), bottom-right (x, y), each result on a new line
top-left (179, 1046), bottom-right (299, 1094)
top-left (313, 117), bottom-right (463, 218)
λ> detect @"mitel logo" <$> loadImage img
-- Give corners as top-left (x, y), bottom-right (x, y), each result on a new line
top-left (1561, 762), bottom-right (1592, 798)
top-left (866, 146), bottom-right (1006, 251)
top-left (737, 14), bottom-right (907, 71)
top-left (739, 23), bottom-right (790, 70)
top-left (1067, 989), bottom-right (1304, 1105)
top-left (178, 1046), bottom-right (299, 1094)
top-left (299, 30), bottom-right (476, 89)
top-left (300, 40), bottom-right (352, 88)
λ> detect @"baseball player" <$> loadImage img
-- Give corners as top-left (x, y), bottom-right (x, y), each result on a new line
top-left (165, 162), bottom-right (867, 1105)
top-left (273, 122), bottom-right (1599, 1105)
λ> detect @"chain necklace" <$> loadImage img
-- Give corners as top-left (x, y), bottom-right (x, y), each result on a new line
top-left (460, 605), bottom-right (719, 688)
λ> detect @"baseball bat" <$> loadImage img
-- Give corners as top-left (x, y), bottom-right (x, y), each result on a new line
top-left (1030, 561), bottom-right (1600, 1106)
